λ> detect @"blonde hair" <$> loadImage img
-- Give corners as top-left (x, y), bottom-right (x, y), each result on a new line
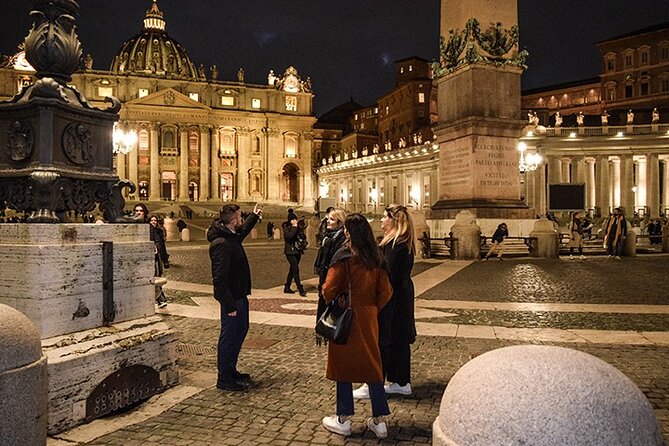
top-left (380, 204), bottom-right (415, 254)
top-left (329, 208), bottom-right (347, 227)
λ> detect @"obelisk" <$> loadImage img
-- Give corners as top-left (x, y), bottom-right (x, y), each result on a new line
top-left (431, 0), bottom-right (533, 218)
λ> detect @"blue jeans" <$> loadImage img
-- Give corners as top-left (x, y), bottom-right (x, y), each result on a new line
top-left (607, 237), bottom-right (624, 256)
top-left (336, 382), bottom-right (389, 418)
top-left (217, 296), bottom-right (249, 383)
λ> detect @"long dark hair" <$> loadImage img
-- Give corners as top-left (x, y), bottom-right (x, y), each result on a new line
top-left (344, 213), bottom-right (383, 269)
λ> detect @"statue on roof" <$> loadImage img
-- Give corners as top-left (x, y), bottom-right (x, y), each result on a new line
top-left (237, 67), bottom-right (244, 82)
top-left (211, 64), bottom-right (218, 80)
top-left (652, 107), bottom-right (659, 124)
top-left (627, 109), bottom-right (634, 125)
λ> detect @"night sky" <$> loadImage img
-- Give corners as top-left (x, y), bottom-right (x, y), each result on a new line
top-left (1, 1), bottom-right (667, 116)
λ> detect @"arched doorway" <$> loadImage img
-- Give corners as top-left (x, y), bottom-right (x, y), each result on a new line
top-left (281, 163), bottom-right (299, 202)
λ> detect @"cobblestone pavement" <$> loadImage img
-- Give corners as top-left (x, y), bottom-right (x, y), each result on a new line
top-left (51, 246), bottom-right (669, 445)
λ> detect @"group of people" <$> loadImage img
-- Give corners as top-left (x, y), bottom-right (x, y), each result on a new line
top-left (206, 203), bottom-right (417, 440)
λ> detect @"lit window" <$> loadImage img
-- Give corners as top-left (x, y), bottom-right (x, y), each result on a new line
top-left (285, 95), bottom-right (297, 112)
top-left (354, 114), bottom-right (358, 120)
top-left (284, 136), bottom-right (297, 157)
top-left (418, 93), bottom-right (425, 103)
top-left (221, 96), bottom-right (234, 106)
top-left (138, 88), bottom-right (149, 98)
top-left (374, 107), bottom-right (378, 114)
top-left (400, 67), bottom-right (404, 74)
top-left (640, 82), bottom-right (649, 96)
top-left (189, 92), bottom-right (199, 102)
top-left (98, 86), bottom-right (113, 98)
top-left (385, 106), bottom-right (389, 115)
top-left (251, 98), bottom-right (261, 109)
top-left (139, 130), bottom-right (149, 151)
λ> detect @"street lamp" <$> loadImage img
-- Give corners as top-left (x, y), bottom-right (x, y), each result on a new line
top-left (113, 123), bottom-right (137, 155)
top-left (518, 142), bottom-right (542, 174)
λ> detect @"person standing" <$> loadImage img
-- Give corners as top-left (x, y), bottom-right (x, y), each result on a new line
top-left (282, 210), bottom-right (307, 296)
top-left (648, 218), bottom-right (662, 245)
top-left (604, 207), bottom-right (627, 259)
top-left (208, 203), bottom-right (262, 391)
top-left (317, 206), bottom-right (335, 245)
top-left (133, 203), bottom-right (149, 223)
top-left (568, 212), bottom-right (586, 259)
top-left (314, 208), bottom-right (347, 324)
top-left (354, 204), bottom-right (416, 399)
top-left (321, 214), bottom-right (393, 439)
top-left (484, 223), bottom-right (509, 260)
top-left (266, 221), bottom-right (275, 239)
top-left (149, 215), bottom-right (168, 308)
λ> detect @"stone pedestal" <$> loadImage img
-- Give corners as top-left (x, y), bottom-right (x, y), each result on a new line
top-left (164, 217), bottom-right (179, 241)
top-left (0, 224), bottom-right (179, 434)
top-left (663, 225), bottom-right (669, 253)
top-left (433, 345), bottom-right (664, 446)
top-left (624, 229), bottom-right (637, 257)
top-left (0, 304), bottom-right (47, 446)
top-left (529, 218), bottom-right (559, 258)
top-left (180, 227), bottom-right (191, 242)
top-left (449, 211), bottom-right (481, 260)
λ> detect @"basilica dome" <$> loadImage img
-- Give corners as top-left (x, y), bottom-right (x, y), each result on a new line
top-left (110, 0), bottom-right (198, 80)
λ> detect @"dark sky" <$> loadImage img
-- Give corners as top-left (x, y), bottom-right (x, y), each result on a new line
top-left (1, 1), bottom-right (668, 116)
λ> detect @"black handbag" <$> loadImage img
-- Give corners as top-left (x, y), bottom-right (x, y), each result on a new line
top-left (293, 235), bottom-right (308, 252)
top-left (315, 261), bottom-right (352, 344)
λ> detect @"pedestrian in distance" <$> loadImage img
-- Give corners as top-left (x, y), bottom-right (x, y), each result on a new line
top-left (266, 221), bottom-right (275, 239)
top-left (568, 211), bottom-right (586, 259)
top-left (354, 204), bottom-right (416, 400)
top-left (314, 208), bottom-right (347, 328)
top-left (604, 207), bottom-right (627, 259)
top-left (648, 218), bottom-right (662, 245)
top-left (149, 214), bottom-right (168, 308)
top-left (282, 210), bottom-right (307, 296)
top-left (484, 223), bottom-right (509, 260)
top-left (321, 213), bottom-right (393, 439)
top-left (208, 203), bottom-right (262, 391)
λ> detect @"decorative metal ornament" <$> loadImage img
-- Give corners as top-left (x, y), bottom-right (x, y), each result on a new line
top-left (163, 90), bottom-right (175, 105)
top-left (62, 123), bottom-right (93, 165)
top-left (6, 120), bottom-right (34, 162)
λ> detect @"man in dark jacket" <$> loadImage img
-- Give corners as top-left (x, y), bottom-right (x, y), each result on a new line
top-left (208, 203), bottom-right (262, 391)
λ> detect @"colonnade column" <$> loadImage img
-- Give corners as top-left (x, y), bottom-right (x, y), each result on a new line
top-left (301, 131), bottom-right (314, 208)
top-left (149, 124), bottom-right (160, 201)
top-left (547, 155), bottom-right (561, 184)
top-left (211, 127), bottom-right (220, 200)
top-left (561, 157), bottom-right (571, 183)
top-left (619, 155), bottom-right (634, 215)
top-left (663, 158), bottom-right (669, 215)
top-left (636, 157), bottom-right (646, 212)
top-left (199, 125), bottom-right (210, 201)
top-left (128, 124), bottom-right (139, 199)
top-left (611, 157), bottom-right (621, 208)
top-left (585, 158), bottom-right (596, 212)
top-left (115, 153), bottom-right (125, 185)
top-left (595, 155), bottom-right (610, 216)
top-left (572, 156), bottom-right (585, 184)
top-left (178, 125), bottom-right (189, 201)
top-left (237, 128), bottom-right (250, 201)
top-left (647, 153), bottom-right (660, 218)
top-left (537, 164), bottom-right (547, 216)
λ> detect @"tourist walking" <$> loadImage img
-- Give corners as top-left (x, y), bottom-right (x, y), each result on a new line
top-left (485, 223), bottom-right (509, 260)
top-left (314, 208), bottom-right (347, 324)
top-left (354, 204), bottom-right (416, 399)
top-left (568, 211), bottom-right (586, 259)
top-left (208, 203), bottom-right (262, 391)
top-left (321, 214), bottom-right (393, 439)
top-left (282, 210), bottom-right (307, 296)
top-left (604, 207), bottom-right (627, 259)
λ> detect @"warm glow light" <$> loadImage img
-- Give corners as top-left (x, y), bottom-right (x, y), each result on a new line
top-left (616, 131), bottom-right (624, 137)
top-left (569, 132), bottom-right (577, 138)
top-left (370, 188), bottom-right (378, 203)
top-left (113, 123), bottom-right (137, 155)
top-left (319, 181), bottom-right (329, 197)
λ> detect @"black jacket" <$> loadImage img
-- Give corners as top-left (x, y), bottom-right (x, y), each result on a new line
top-left (208, 213), bottom-right (259, 313)
top-left (282, 221), bottom-right (305, 255)
top-left (378, 241), bottom-right (416, 346)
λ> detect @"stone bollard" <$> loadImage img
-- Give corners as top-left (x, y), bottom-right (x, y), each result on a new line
top-left (164, 217), bottom-right (179, 241)
top-left (624, 227), bottom-right (637, 257)
top-left (663, 224), bottom-right (669, 253)
top-left (432, 345), bottom-right (664, 446)
top-left (529, 217), bottom-right (559, 258)
top-left (273, 227), bottom-right (281, 240)
top-left (305, 217), bottom-right (318, 249)
top-left (0, 304), bottom-right (48, 445)
top-left (449, 211), bottom-right (481, 260)
top-left (180, 227), bottom-right (190, 242)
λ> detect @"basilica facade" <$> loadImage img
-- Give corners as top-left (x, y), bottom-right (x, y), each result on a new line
top-left (0, 1), bottom-right (316, 209)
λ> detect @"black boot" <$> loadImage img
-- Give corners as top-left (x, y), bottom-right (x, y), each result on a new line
top-left (283, 287), bottom-right (295, 294)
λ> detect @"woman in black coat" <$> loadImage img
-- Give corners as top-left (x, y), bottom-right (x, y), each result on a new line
top-left (314, 208), bottom-right (347, 323)
top-left (283, 210), bottom-right (307, 296)
top-left (354, 204), bottom-right (416, 399)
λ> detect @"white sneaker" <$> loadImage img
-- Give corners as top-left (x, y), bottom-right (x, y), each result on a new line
top-left (322, 415), bottom-right (351, 436)
top-left (569, 254), bottom-right (573, 259)
top-left (366, 417), bottom-right (388, 439)
top-left (579, 255), bottom-right (586, 259)
top-left (384, 382), bottom-right (412, 395)
top-left (352, 384), bottom-right (370, 399)
top-left (615, 255), bottom-right (621, 260)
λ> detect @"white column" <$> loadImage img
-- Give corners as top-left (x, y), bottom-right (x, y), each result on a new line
top-left (149, 125), bottom-right (160, 201)
top-left (199, 125), bottom-right (210, 201)
top-left (586, 158), bottom-right (596, 211)
top-left (620, 155), bottom-right (634, 214)
top-left (211, 128), bottom-right (220, 201)
top-left (595, 156), bottom-right (610, 216)
top-left (611, 157), bottom-right (621, 208)
top-left (647, 153), bottom-right (660, 218)
top-left (237, 129), bottom-right (250, 201)
top-left (128, 124), bottom-right (139, 199)
top-left (547, 156), bottom-right (561, 184)
top-left (178, 125), bottom-right (189, 201)
top-left (561, 157), bottom-right (571, 183)
top-left (636, 157), bottom-right (647, 211)
top-left (663, 159), bottom-right (669, 215)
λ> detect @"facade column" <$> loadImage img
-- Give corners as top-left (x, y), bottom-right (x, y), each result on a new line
top-left (619, 155), bottom-right (634, 215)
top-left (585, 158), bottom-right (596, 212)
top-left (547, 155), bottom-right (561, 184)
top-left (178, 125), bottom-right (189, 201)
top-left (128, 123), bottom-right (139, 199)
top-left (595, 155), bottom-right (610, 216)
top-left (265, 127), bottom-right (282, 202)
top-left (636, 157), bottom-right (647, 212)
top-left (199, 125), bottom-right (210, 201)
top-left (561, 157), bottom-right (571, 183)
top-left (647, 153), bottom-right (660, 218)
top-left (572, 156), bottom-right (586, 184)
top-left (237, 128), bottom-right (251, 201)
top-left (663, 159), bottom-right (669, 215)
top-left (149, 124), bottom-right (160, 201)
top-left (611, 157), bottom-right (621, 208)
top-left (301, 131), bottom-right (315, 209)
top-left (211, 127), bottom-right (220, 200)
top-left (537, 163), bottom-right (547, 216)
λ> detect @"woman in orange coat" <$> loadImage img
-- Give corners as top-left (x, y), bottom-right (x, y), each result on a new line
top-left (321, 213), bottom-right (393, 439)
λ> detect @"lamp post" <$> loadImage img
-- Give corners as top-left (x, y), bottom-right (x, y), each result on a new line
top-left (112, 124), bottom-right (137, 155)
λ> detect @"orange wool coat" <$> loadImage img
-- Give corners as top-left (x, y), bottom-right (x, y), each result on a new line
top-left (322, 257), bottom-right (392, 383)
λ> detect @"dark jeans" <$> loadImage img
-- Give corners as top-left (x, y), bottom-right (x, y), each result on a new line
top-left (336, 382), bottom-right (389, 417)
top-left (381, 342), bottom-right (411, 386)
top-left (285, 254), bottom-right (303, 290)
top-left (217, 296), bottom-right (249, 384)
top-left (607, 237), bottom-right (624, 256)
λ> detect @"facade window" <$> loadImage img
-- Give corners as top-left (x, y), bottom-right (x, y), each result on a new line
top-left (625, 54), bottom-right (633, 67)
top-left (138, 130), bottom-right (149, 151)
top-left (285, 95), bottom-right (297, 112)
top-left (640, 82), bottom-right (649, 96)
top-left (418, 92), bottom-right (425, 103)
top-left (606, 86), bottom-right (616, 101)
top-left (98, 86), bottom-right (113, 98)
top-left (661, 78), bottom-right (669, 93)
top-left (640, 52), bottom-right (649, 65)
top-left (162, 129), bottom-right (175, 148)
top-left (138, 88), bottom-right (149, 98)
top-left (385, 105), bottom-right (389, 115)
top-left (251, 98), bottom-right (261, 109)
top-left (625, 84), bottom-right (633, 98)
top-left (662, 47), bottom-right (669, 61)
top-left (221, 96), bottom-right (234, 106)
top-left (253, 136), bottom-right (261, 154)
top-left (189, 92), bottom-right (199, 102)
top-left (400, 67), bottom-right (404, 74)
top-left (284, 135), bottom-right (297, 158)
top-left (220, 133), bottom-right (234, 155)
top-left (606, 57), bottom-right (615, 71)
top-left (409, 65), bottom-right (413, 72)
top-left (189, 131), bottom-right (199, 166)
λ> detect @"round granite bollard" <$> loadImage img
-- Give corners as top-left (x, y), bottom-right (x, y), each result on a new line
top-left (432, 345), bottom-right (664, 446)
top-left (529, 217), bottom-right (559, 258)
top-left (0, 304), bottom-right (48, 445)
top-left (450, 211), bottom-right (481, 260)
